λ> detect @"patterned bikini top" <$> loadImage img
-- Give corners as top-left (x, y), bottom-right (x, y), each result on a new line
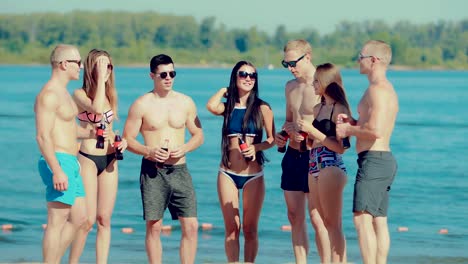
top-left (77, 109), bottom-right (114, 124)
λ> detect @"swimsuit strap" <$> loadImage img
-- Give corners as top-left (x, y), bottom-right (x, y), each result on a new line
top-left (330, 102), bottom-right (336, 120)
top-left (316, 103), bottom-right (324, 117)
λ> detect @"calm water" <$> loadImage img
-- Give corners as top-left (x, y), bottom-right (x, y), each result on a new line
top-left (0, 66), bottom-right (467, 263)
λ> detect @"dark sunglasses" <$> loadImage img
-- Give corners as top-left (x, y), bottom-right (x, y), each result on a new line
top-left (156, 71), bottom-right (176, 79)
top-left (358, 53), bottom-right (380, 61)
top-left (238, 71), bottom-right (257, 80)
top-left (281, 54), bottom-right (305, 68)
top-left (62, 60), bottom-right (82, 67)
top-left (107, 64), bottom-right (114, 71)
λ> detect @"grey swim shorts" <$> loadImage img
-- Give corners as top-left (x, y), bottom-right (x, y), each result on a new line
top-left (353, 151), bottom-right (397, 217)
top-left (140, 158), bottom-right (197, 221)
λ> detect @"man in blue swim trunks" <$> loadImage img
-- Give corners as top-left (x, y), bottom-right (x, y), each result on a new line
top-left (336, 40), bottom-right (398, 264)
top-left (35, 44), bottom-right (98, 263)
top-left (275, 39), bottom-right (322, 263)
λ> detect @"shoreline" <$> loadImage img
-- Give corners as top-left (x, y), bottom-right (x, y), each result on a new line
top-left (0, 63), bottom-right (464, 71)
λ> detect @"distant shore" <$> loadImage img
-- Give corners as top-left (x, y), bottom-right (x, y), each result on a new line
top-left (0, 63), bottom-right (463, 71)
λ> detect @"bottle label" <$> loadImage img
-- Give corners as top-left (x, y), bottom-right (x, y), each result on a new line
top-left (97, 129), bottom-right (104, 136)
top-left (113, 141), bottom-right (121, 148)
top-left (239, 143), bottom-right (248, 151)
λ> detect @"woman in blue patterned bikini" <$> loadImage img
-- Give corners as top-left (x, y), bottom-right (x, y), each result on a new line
top-left (206, 61), bottom-right (276, 263)
top-left (69, 49), bottom-right (127, 263)
top-left (297, 63), bottom-right (351, 263)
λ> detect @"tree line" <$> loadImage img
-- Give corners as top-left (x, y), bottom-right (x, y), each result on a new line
top-left (0, 11), bottom-right (466, 69)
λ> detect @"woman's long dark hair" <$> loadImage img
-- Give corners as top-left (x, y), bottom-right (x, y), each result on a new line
top-left (221, 61), bottom-right (269, 168)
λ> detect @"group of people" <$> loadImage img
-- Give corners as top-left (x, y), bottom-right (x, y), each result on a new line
top-left (34, 38), bottom-right (398, 264)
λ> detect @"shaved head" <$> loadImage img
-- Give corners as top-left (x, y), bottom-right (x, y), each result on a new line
top-left (50, 44), bottom-right (80, 67)
top-left (363, 40), bottom-right (392, 66)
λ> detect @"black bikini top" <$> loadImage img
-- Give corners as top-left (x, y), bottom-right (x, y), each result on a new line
top-left (312, 103), bottom-right (336, 137)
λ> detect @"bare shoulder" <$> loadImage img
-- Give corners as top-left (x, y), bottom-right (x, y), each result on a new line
top-left (285, 79), bottom-right (298, 92)
top-left (73, 88), bottom-right (85, 98)
top-left (35, 83), bottom-right (59, 110)
top-left (174, 91), bottom-right (196, 106)
top-left (371, 79), bottom-right (394, 92)
top-left (260, 102), bottom-right (273, 112)
top-left (129, 92), bottom-right (152, 112)
top-left (334, 103), bottom-right (350, 116)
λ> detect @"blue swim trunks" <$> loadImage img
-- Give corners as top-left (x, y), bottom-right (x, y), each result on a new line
top-left (38, 152), bottom-right (85, 205)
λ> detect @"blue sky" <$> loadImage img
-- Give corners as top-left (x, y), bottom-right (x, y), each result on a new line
top-left (1, 0), bottom-right (466, 34)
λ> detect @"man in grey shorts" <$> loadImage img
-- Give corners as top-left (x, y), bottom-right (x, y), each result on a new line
top-left (336, 40), bottom-right (398, 264)
top-left (123, 54), bottom-right (204, 264)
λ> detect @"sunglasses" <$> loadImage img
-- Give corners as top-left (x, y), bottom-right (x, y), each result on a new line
top-left (358, 53), bottom-right (373, 61)
top-left (358, 53), bottom-right (381, 61)
top-left (281, 54), bottom-right (305, 68)
top-left (156, 71), bottom-right (176, 79)
top-left (238, 71), bottom-right (257, 80)
top-left (62, 60), bottom-right (82, 67)
top-left (107, 64), bottom-right (114, 71)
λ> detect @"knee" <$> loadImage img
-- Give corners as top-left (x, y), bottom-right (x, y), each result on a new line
top-left (309, 210), bottom-right (324, 230)
top-left (225, 221), bottom-right (241, 240)
top-left (182, 220), bottom-right (199, 238)
top-left (323, 216), bottom-right (342, 231)
top-left (79, 217), bottom-right (95, 232)
top-left (287, 209), bottom-right (305, 226)
top-left (96, 214), bottom-right (112, 229)
top-left (146, 221), bottom-right (163, 236)
top-left (242, 224), bottom-right (258, 241)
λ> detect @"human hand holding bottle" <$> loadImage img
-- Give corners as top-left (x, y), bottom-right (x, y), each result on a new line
top-left (114, 130), bottom-right (126, 160)
top-left (276, 130), bottom-right (289, 153)
top-left (156, 139), bottom-right (170, 168)
top-left (238, 134), bottom-right (255, 161)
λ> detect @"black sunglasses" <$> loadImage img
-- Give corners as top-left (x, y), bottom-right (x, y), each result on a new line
top-left (238, 71), bottom-right (257, 80)
top-left (107, 64), bottom-right (114, 71)
top-left (62, 60), bottom-right (82, 67)
top-left (156, 71), bottom-right (176, 79)
top-left (281, 54), bottom-right (305, 68)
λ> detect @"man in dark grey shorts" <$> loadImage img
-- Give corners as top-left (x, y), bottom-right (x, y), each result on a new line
top-left (123, 54), bottom-right (204, 264)
top-left (140, 159), bottom-right (197, 221)
top-left (336, 40), bottom-right (398, 264)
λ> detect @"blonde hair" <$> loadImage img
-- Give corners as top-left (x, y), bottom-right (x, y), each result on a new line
top-left (82, 49), bottom-right (118, 119)
top-left (315, 63), bottom-right (351, 113)
top-left (364, 40), bottom-right (392, 66)
top-left (283, 39), bottom-right (313, 57)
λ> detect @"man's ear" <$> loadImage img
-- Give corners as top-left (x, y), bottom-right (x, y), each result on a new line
top-left (149, 72), bottom-right (154, 79)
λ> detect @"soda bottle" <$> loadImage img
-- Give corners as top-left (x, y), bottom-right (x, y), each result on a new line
top-left (342, 137), bottom-right (351, 149)
top-left (114, 130), bottom-right (124, 160)
top-left (156, 139), bottom-right (169, 168)
top-left (238, 134), bottom-right (253, 161)
top-left (95, 118), bottom-right (106, 149)
top-left (299, 131), bottom-right (308, 152)
top-left (336, 115), bottom-right (350, 149)
top-left (277, 130), bottom-right (289, 153)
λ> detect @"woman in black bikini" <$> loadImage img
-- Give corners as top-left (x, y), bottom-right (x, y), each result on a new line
top-left (206, 61), bottom-right (275, 263)
top-left (69, 49), bottom-right (127, 263)
top-left (297, 63), bottom-right (351, 263)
